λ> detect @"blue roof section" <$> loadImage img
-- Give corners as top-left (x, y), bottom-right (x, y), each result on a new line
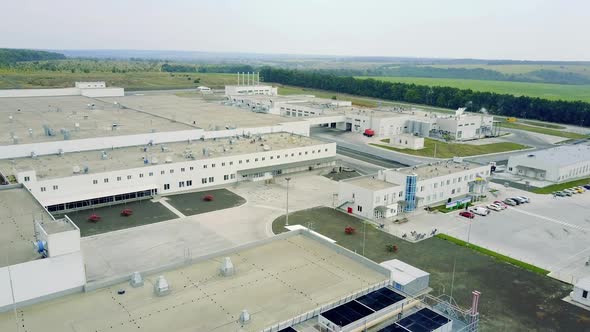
top-left (356, 287), bottom-right (406, 312)
top-left (321, 299), bottom-right (374, 327)
top-left (379, 308), bottom-right (451, 332)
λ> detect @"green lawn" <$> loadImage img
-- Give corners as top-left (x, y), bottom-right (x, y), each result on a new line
top-left (165, 188), bottom-right (246, 216)
top-left (370, 138), bottom-right (529, 158)
top-left (501, 121), bottom-right (587, 139)
top-left (532, 177), bottom-right (590, 194)
top-left (272, 207), bottom-right (590, 331)
top-left (358, 76), bottom-right (590, 102)
top-left (0, 70), bottom-right (236, 90)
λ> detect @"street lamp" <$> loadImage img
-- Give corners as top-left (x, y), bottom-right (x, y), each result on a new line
top-left (285, 177), bottom-right (291, 227)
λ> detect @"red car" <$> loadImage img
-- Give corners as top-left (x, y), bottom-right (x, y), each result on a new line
top-left (493, 200), bottom-right (508, 209)
top-left (459, 211), bottom-right (475, 219)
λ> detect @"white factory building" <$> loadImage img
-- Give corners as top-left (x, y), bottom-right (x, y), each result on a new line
top-left (507, 144), bottom-right (590, 183)
top-left (2, 133), bottom-right (336, 212)
top-left (339, 160), bottom-right (491, 220)
top-left (433, 108), bottom-right (496, 141)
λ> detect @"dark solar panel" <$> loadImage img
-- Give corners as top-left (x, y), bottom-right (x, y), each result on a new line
top-left (356, 287), bottom-right (406, 311)
top-left (321, 300), bottom-right (375, 327)
top-left (278, 327), bottom-right (298, 332)
top-left (390, 308), bottom-right (450, 332)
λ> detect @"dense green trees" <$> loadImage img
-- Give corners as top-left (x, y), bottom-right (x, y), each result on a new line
top-left (260, 67), bottom-right (590, 126)
top-left (0, 48), bottom-right (65, 65)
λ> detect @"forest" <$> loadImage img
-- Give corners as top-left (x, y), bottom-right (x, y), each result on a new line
top-left (259, 67), bottom-right (590, 126)
top-left (0, 48), bottom-right (66, 65)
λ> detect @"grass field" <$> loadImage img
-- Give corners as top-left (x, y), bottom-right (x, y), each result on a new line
top-left (371, 138), bottom-right (529, 158)
top-left (0, 70), bottom-right (236, 90)
top-left (423, 64), bottom-right (590, 77)
top-left (519, 120), bottom-right (565, 129)
top-left (272, 207), bottom-right (590, 331)
top-left (500, 121), bottom-right (587, 139)
top-left (358, 76), bottom-right (590, 102)
top-left (165, 188), bottom-right (246, 216)
top-left (532, 177), bottom-right (590, 194)
top-left (56, 200), bottom-right (177, 237)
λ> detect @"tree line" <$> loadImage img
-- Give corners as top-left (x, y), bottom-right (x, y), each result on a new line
top-left (259, 67), bottom-right (590, 126)
top-left (0, 48), bottom-right (65, 65)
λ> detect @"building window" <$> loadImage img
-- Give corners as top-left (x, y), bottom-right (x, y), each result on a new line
top-left (230, 174), bottom-right (235, 179)
top-left (305, 151), bottom-right (308, 155)
top-left (170, 169), bottom-right (174, 174)
top-left (270, 156), bottom-right (274, 160)
top-left (104, 178), bottom-right (109, 183)
top-left (164, 184), bottom-right (170, 190)
top-left (208, 177), bottom-right (214, 183)
top-left (325, 148), bottom-right (328, 152)
top-left (93, 180), bottom-right (98, 184)
top-left (187, 180), bottom-right (192, 186)
top-left (190, 167), bottom-right (194, 171)
top-left (181, 168), bottom-right (185, 172)
top-left (584, 290), bottom-right (588, 299)
top-left (239, 160), bottom-right (243, 164)
top-left (179, 181), bottom-right (185, 187)
top-left (357, 205), bottom-right (363, 212)
top-left (40, 187), bottom-right (46, 192)
top-left (452, 189), bottom-right (456, 194)
top-left (229, 161), bottom-right (233, 165)
top-left (246, 159), bottom-right (250, 163)
top-left (224, 175), bottom-right (229, 180)
top-left (161, 170), bottom-right (165, 175)
top-left (24, 176), bottom-right (30, 182)
top-left (149, 172), bottom-right (153, 177)
top-left (201, 178), bottom-right (207, 184)
top-left (117, 176), bottom-right (122, 181)
top-left (222, 162), bottom-right (226, 166)
top-left (262, 157), bottom-right (266, 161)
top-left (291, 153), bottom-right (295, 157)
top-left (139, 173), bottom-right (144, 178)
top-left (52, 185), bottom-right (58, 190)
top-left (212, 164), bottom-right (216, 168)
top-left (255, 158), bottom-right (259, 162)
top-left (127, 175), bottom-right (132, 180)
top-left (203, 165), bottom-right (207, 169)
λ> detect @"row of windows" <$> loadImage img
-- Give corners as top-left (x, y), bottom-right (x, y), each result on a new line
top-left (46, 189), bottom-right (156, 212)
top-left (40, 185), bottom-right (59, 192)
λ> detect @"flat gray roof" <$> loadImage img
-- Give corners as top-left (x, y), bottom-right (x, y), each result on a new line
top-left (0, 186), bottom-right (51, 267)
top-left (0, 234), bottom-right (388, 332)
top-left (0, 95), bottom-right (193, 145)
top-left (397, 161), bottom-right (486, 180)
top-left (511, 144), bottom-right (590, 168)
top-left (0, 133), bottom-right (329, 180)
top-left (98, 93), bottom-right (299, 129)
top-left (345, 175), bottom-right (398, 190)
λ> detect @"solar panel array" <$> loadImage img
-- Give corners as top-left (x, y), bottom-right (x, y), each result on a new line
top-left (379, 308), bottom-right (451, 332)
top-left (321, 287), bottom-right (406, 327)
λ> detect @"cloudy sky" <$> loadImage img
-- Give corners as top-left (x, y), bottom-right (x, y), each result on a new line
top-left (1, 0), bottom-right (589, 60)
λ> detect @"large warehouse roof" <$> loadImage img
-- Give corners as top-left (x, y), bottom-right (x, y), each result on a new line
top-left (0, 233), bottom-right (388, 332)
top-left (510, 144), bottom-right (590, 168)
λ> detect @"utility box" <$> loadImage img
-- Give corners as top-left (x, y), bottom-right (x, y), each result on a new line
top-left (380, 259), bottom-right (430, 296)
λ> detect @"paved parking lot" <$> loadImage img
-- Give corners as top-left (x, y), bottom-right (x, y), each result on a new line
top-left (82, 172), bottom-right (338, 282)
top-left (384, 184), bottom-right (590, 284)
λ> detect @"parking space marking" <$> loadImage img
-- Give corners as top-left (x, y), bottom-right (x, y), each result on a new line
top-left (510, 207), bottom-right (589, 232)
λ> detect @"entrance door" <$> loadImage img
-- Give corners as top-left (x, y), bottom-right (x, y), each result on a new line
top-left (346, 123), bottom-right (352, 131)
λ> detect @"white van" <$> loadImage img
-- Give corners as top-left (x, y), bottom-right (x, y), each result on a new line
top-left (469, 206), bottom-right (490, 216)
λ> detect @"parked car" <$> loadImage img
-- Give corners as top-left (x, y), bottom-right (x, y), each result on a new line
top-left (565, 188), bottom-right (578, 195)
top-left (561, 189), bottom-right (574, 196)
top-left (583, 184), bottom-right (590, 190)
top-left (503, 198), bottom-right (518, 206)
top-left (574, 186), bottom-right (586, 193)
top-left (511, 197), bottom-right (526, 204)
top-left (470, 206), bottom-right (490, 216)
top-left (520, 196), bottom-right (530, 203)
top-left (493, 200), bottom-right (508, 209)
top-left (487, 203), bottom-right (503, 211)
top-left (554, 191), bottom-right (567, 197)
top-left (459, 211), bottom-right (475, 219)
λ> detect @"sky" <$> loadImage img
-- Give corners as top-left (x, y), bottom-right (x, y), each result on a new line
top-left (1, 0), bottom-right (589, 61)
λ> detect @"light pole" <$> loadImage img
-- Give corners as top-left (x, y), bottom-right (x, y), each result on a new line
top-left (285, 177), bottom-right (291, 227)
top-left (467, 219), bottom-right (472, 245)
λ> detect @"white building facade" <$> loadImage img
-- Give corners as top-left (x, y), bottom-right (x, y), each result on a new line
top-left (15, 138), bottom-right (336, 212)
top-left (339, 162), bottom-right (491, 220)
top-left (389, 133), bottom-right (425, 150)
top-left (507, 145), bottom-right (590, 183)
top-left (434, 108), bottom-right (495, 141)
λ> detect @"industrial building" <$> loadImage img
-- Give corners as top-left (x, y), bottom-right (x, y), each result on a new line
top-left (339, 160), bottom-right (491, 220)
top-left (571, 278), bottom-right (590, 307)
top-left (0, 133), bottom-right (336, 213)
top-left (0, 228), bottom-right (479, 332)
top-left (507, 144), bottom-right (590, 183)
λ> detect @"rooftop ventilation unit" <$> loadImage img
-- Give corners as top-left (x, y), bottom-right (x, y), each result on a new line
top-left (72, 165), bottom-right (81, 174)
top-left (165, 156), bottom-right (173, 163)
top-left (130, 272), bottom-right (144, 288)
top-left (239, 310), bottom-right (250, 324)
top-left (154, 276), bottom-right (170, 297)
top-left (220, 257), bottom-right (234, 277)
top-left (101, 151), bottom-right (108, 160)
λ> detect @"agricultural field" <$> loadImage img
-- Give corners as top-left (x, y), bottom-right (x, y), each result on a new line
top-left (0, 69), bottom-right (236, 90)
top-left (371, 138), bottom-right (529, 158)
top-left (358, 76), bottom-right (590, 102)
top-left (422, 64), bottom-right (590, 77)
